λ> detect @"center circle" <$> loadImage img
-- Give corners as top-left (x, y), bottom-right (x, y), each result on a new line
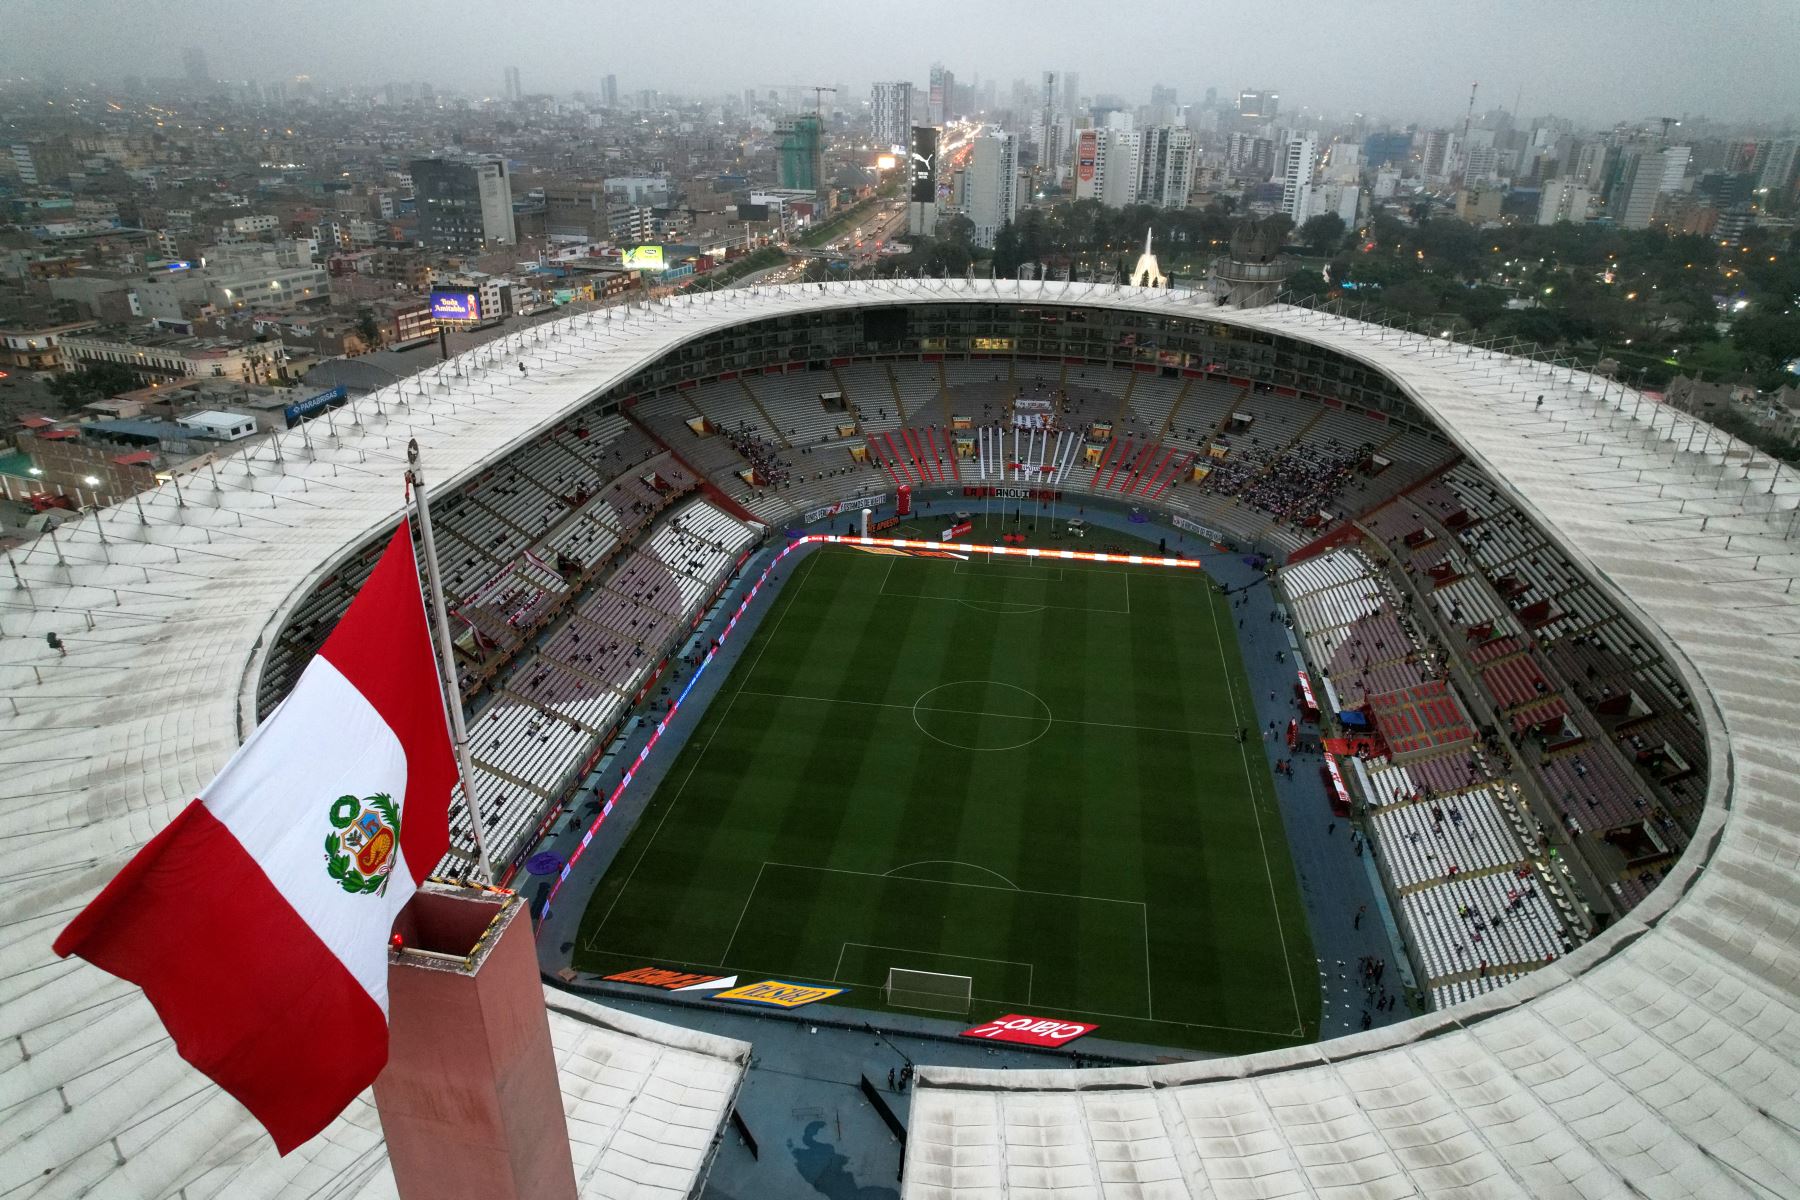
top-left (911, 681), bottom-right (1053, 751)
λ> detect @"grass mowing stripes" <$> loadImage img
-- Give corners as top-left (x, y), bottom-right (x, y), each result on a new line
top-left (574, 544), bottom-right (1320, 1052)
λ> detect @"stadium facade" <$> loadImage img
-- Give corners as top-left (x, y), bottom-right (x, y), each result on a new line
top-left (3, 280), bottom-right (1798, 1198)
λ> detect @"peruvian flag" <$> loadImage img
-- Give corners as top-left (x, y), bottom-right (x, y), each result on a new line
top-left (54, 521), bottom-right (456, 1155)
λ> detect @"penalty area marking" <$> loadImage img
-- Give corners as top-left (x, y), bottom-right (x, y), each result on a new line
top-left (955, 559), bottom-right (1066, 581)
top-left (760, 860), bottom-right (1155, 1021)
top-left (832, 941), bottom-right (1035, 1005)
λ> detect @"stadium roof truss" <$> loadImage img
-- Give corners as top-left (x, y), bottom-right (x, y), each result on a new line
top-left (3, 280), bottom-right (1799, 1199)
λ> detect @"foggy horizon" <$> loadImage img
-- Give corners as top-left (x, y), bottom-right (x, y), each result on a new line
top-left (2, 0), bottom-right (1798, 129)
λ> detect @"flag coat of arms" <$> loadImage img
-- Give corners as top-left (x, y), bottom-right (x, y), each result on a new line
top-left (54, 521), bottom-right (457, 1154)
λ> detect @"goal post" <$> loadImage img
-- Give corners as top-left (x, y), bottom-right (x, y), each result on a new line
top-left (885, 967), bottom-right (974, 1014)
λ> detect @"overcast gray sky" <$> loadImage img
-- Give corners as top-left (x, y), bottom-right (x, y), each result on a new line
top-left (3, 0), bottom-right (1797, 127)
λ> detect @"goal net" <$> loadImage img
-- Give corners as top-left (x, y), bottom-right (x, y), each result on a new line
top-left (885, 967), bottom-right (974, 1014)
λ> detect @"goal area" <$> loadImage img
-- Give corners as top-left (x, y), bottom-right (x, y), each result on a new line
top-left (885, 967), bottom-right (974, 1014)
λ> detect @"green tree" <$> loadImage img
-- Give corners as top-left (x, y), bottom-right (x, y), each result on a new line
top-left (1298, 213), bottom-right (1347, 258)
top-left (47, 362), bottom-right (140, 406)
top-left (354, 306), bottom-right (382, 350)
top-left (991, 221), bottom-right (1024, 278)
top-left (934, 213), bottom-right (975, 249)
top-left (1730, 311), bottom-right (1800, 369)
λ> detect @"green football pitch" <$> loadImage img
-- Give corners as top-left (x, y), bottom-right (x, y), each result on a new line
top-left (574, 543), bottom-right (1320, 1053)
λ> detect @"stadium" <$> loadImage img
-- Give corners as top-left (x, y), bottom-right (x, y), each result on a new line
top-left (4, 276), bottom-right (1799, 1198)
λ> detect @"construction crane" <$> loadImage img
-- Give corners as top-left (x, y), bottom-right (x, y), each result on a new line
top-left (1444, 81), bottom-right (1479, 188)
top-left (811, 85), bottom-right (837, 118)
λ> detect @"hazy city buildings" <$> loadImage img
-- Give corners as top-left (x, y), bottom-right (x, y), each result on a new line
top-left (1238, 89), bottom-right (1279, 118)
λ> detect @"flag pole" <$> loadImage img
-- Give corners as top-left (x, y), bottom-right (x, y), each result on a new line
top-left (406, 439), bottom-right (495, 883)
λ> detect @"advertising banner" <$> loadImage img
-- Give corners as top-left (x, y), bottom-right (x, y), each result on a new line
top-left (604, 967), bottom-right (729, 991)
top-left (961, 1013), bottom-right (1098, 1046)
top-left (712, 979), bottom-right (846, 1009)
top-left (961, 485), bottom-right (1062, 502)
top-left (1077, 130), bottom-right (1097, 183)
top-left (283, 385), bottom-right (347, 428)
top-left (429, 289), bottom-right (481, 321)
top-left (622, 245), bottom-right (665, 270)
top-left (910, 127), bottom-right (939, 204)
top-left (941, 520), bottom-right (973, 540)
top-left (1172, 514), bottom-right (1224, 541)
top-left (804, 492), bottom-right (886, 524)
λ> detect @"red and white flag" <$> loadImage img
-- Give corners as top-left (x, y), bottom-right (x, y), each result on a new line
top-left (55, 521), bottom-right (457, 1154)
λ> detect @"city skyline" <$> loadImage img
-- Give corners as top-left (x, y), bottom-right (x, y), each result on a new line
top-left (1, 0), bottom-right (1798, 127)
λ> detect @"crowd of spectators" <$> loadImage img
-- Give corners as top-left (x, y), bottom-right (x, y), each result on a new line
top-left (727, 425), bottom-right (792, 486)
top-left (1204, 437), bottom-right (1364, 525)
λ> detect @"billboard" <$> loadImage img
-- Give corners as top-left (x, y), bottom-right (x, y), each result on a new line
top-left (283, 385), bottom-right (347, 428)
top-left (1077, 130), bottom-right (1098, 182)
top-left (621, 245), bottom-right (665, 270)
top-left (910, 126), bottom-right (939, 204)
top-left (711, 979), bottom-right (846, 1009)
top-left (429, 289), bottom-right (481, 321)
top-left (960, 1013), bottom-right (1098, 1047)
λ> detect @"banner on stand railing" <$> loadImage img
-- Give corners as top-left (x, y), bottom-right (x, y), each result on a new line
top-left (1172, 514), bottom-right (1224, 542)
top-left (804, 492), bottom-right (886, 524)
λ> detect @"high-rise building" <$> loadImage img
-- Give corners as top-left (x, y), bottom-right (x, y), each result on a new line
top-left (1226, 132), bottom-right (1276, 180)
top-left (1464, 142), bottom-right (1499, 185)
top-left (1238, 89), bottom-right (1279, 119)
top-left (928, 64), bottom-right (954, 125)
top-left (1363, 131), bottom-right (1412, 169)
top-left (1538, 177), bottom-right (1592, 225)
top-left (602, 75), bottom-right (619, 108)
top-left (503, 66), bottom-right (521, 102)
top-left (1607, 143), bottom-right (1687, 230)
top-left (411, 157), bottom-right (516, 252)
top-left (1658, 145), bottom-right (1692, 193)
top-left (870, 82), bottom-right (914, 151)
top-left (1421, 129), bottom-right (1458, 181)
top-left (1279, 134), bottom-right (1318, 223)
top-left (963, 133), bottom-right (1020, 248)
top-left (777, 115), bottom-right (824, 196)
top-left (1062, 72), bottom-right (1080, 119)
top-left (1037, 71), bottom-right (1061, 179)
top-left (1755, 138), bottom-right (1798, 208)
top-left (1074, 127), bottom-right (1142, 208)
top-left (1137, 126), bottom-right (1195, 208)
top-left (182, 47), bottom-right (209, 85)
